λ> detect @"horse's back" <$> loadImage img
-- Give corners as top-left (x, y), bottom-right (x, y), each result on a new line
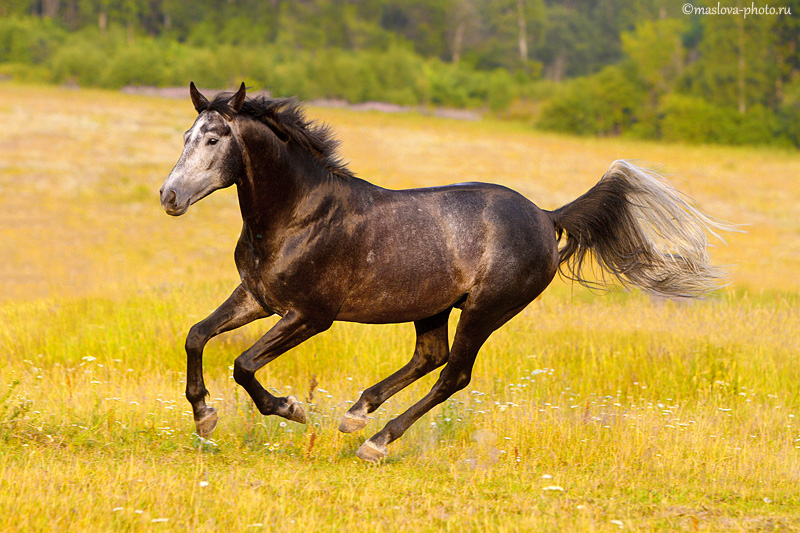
top-left (334, 181), bottom-right (559, 323)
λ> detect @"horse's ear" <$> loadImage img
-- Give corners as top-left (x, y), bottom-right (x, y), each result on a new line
top-left (189, 82), bottom-right (209, 114)
top-left (229, 82), bottom-right (246, 114)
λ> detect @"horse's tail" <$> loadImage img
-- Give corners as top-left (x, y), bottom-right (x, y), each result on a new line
top-left (547, 160), bottom-right (732, 299)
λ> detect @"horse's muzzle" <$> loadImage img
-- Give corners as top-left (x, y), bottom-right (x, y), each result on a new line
top-left (160, 186), bottom-right (188, 216)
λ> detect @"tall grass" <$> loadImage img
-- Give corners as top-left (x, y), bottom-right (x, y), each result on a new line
top-left (1, 82), bottom-right (800, 530)
top-left (2, 286), bottom-right (800, 530)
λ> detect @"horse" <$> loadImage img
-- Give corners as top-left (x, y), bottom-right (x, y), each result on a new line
top-left (159, 82), bottom-right (728, 462)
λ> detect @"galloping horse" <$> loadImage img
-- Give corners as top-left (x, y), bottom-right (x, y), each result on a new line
top-left (160, 83), bottom-right (727, 462)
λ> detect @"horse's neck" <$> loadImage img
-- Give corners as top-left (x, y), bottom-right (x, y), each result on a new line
top-left (236, 146), bottom-right (358, 236)
top-left (234, 118), bottom-right (375, 235)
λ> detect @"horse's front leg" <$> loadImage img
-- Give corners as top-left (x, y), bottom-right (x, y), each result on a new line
top-left (185, 284), bottom-right (270, 437)
top-left (233, 309), bottom-right (330, 423)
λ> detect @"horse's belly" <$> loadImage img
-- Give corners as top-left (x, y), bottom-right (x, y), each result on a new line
top-left (335, 293), bottom-right (460, 324)
top-left (335, 265), bottom-right (468, 324)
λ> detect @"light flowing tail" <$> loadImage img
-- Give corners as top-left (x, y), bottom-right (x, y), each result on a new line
top-left (547, 160), bottom-right (733, 298)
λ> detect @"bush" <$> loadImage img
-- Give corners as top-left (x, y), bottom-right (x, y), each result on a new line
top-left (0, 16), bottom-right (65, 65)
top-left (0, 15), bottom-right (526, 112)
top-left (538, 65), bottom-right (644, 135)
top-left (262, 48), bottom-right (315, 98)
top-left (658, 94), bottom-right (737, 144)
top-left (363, 46), bottom-right (428, 105)
top-left (427, 63), bottom-right (482, 108)
top-left (311, 49), bottom-right (374, 102)
top-left (732, 105), bottom-right (783, 146)
top-left (426, 63), bottom-right (520, 110)
top-left (49, 39), bottom-right (109, 86)
top-left (103, 38), bottom-right (172, 88)
top-left (778, 104), bottom-right (800, 148)
top-left (776, 78), bottom-right (800, 148)
top-left (175, 45), bottom-right (248, 89)
top-left (658, 95), bottom-right (784, 146)
top-left (0, 62), bottom-right (53, 83)
top-left (484, 69), bottom-right (516, 112)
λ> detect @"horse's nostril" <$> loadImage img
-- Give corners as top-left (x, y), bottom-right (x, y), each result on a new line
top-left (161, 187), bottom-right (178, 209)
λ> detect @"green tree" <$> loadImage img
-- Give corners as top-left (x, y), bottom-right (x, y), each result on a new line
top-left (621, 18), bottom-right (686, 99)
top-left (774, 0), bottom-right (800, 102)
top-left (379, 0), bottom-right (449, 58)
top-left (685, 1), bottom-right (777, 113)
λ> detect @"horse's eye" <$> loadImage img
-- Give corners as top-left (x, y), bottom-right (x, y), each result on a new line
top-left (207, 137), bottom-right (219, 145)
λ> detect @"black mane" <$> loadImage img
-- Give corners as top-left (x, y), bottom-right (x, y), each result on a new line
top-left (205, 92), bottom-right (355, 180)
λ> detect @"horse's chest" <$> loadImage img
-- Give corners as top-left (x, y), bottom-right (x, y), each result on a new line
top-left (234, 238), bottom-right (289, 314)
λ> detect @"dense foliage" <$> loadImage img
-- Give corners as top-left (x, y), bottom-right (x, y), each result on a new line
top-left (1, 0), bottom-right (798, 146)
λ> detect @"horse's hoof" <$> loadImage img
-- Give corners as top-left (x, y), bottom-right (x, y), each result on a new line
top-left (194, 408), bottom-right (218, 438)
top-left (339, 411), bottom-right (368, 433)
top-left (284, 396), bottom-right (306, 424)
top-left (356, 440), bottom-right (388, 463)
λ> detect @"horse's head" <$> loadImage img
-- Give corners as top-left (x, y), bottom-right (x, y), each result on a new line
top-left (160, 82), bottom-right (247, 216)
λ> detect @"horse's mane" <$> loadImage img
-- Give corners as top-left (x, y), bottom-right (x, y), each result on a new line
top-left (205, 92), bottom-right (355, 180)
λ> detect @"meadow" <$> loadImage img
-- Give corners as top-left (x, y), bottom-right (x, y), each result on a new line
top-left (1, 82), bottom-right (799, 531)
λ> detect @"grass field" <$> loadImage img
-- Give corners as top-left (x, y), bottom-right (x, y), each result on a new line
top-left (1, 82), bottom-right (800, 531)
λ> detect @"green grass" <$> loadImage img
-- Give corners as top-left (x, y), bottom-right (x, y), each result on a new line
top-left (2, 287), bottom-right (800, 531)
top-left (2, 82), bottom-right (800, 531)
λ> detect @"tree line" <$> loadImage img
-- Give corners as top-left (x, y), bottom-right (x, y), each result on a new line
top-left (1, 0), bottom-right (798, 147)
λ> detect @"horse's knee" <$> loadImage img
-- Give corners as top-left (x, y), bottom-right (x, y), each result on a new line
top-left (443, 368), bottom-right (472, 394)
top-left (427, 368), bottom-right (472, 406)
top-left (185, 324), bottom-right (207, 354)
top-left (455, 371), bottom-right (472, 391)
top-left (232, 357), bottom-right (253, 386)
top-left (185, 325), bottom-right (210, 404)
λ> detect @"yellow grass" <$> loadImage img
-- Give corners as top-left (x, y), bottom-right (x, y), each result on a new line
top-left (1, 82), bottom-right (800, 531)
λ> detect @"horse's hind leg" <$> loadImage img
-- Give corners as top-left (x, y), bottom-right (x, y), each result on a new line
top-left (356, 304), bottom-right (522, 462)
top-left (339, 309), bottom-right (451, 434)
top-left (185, 284), bottom-right (270, 437)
